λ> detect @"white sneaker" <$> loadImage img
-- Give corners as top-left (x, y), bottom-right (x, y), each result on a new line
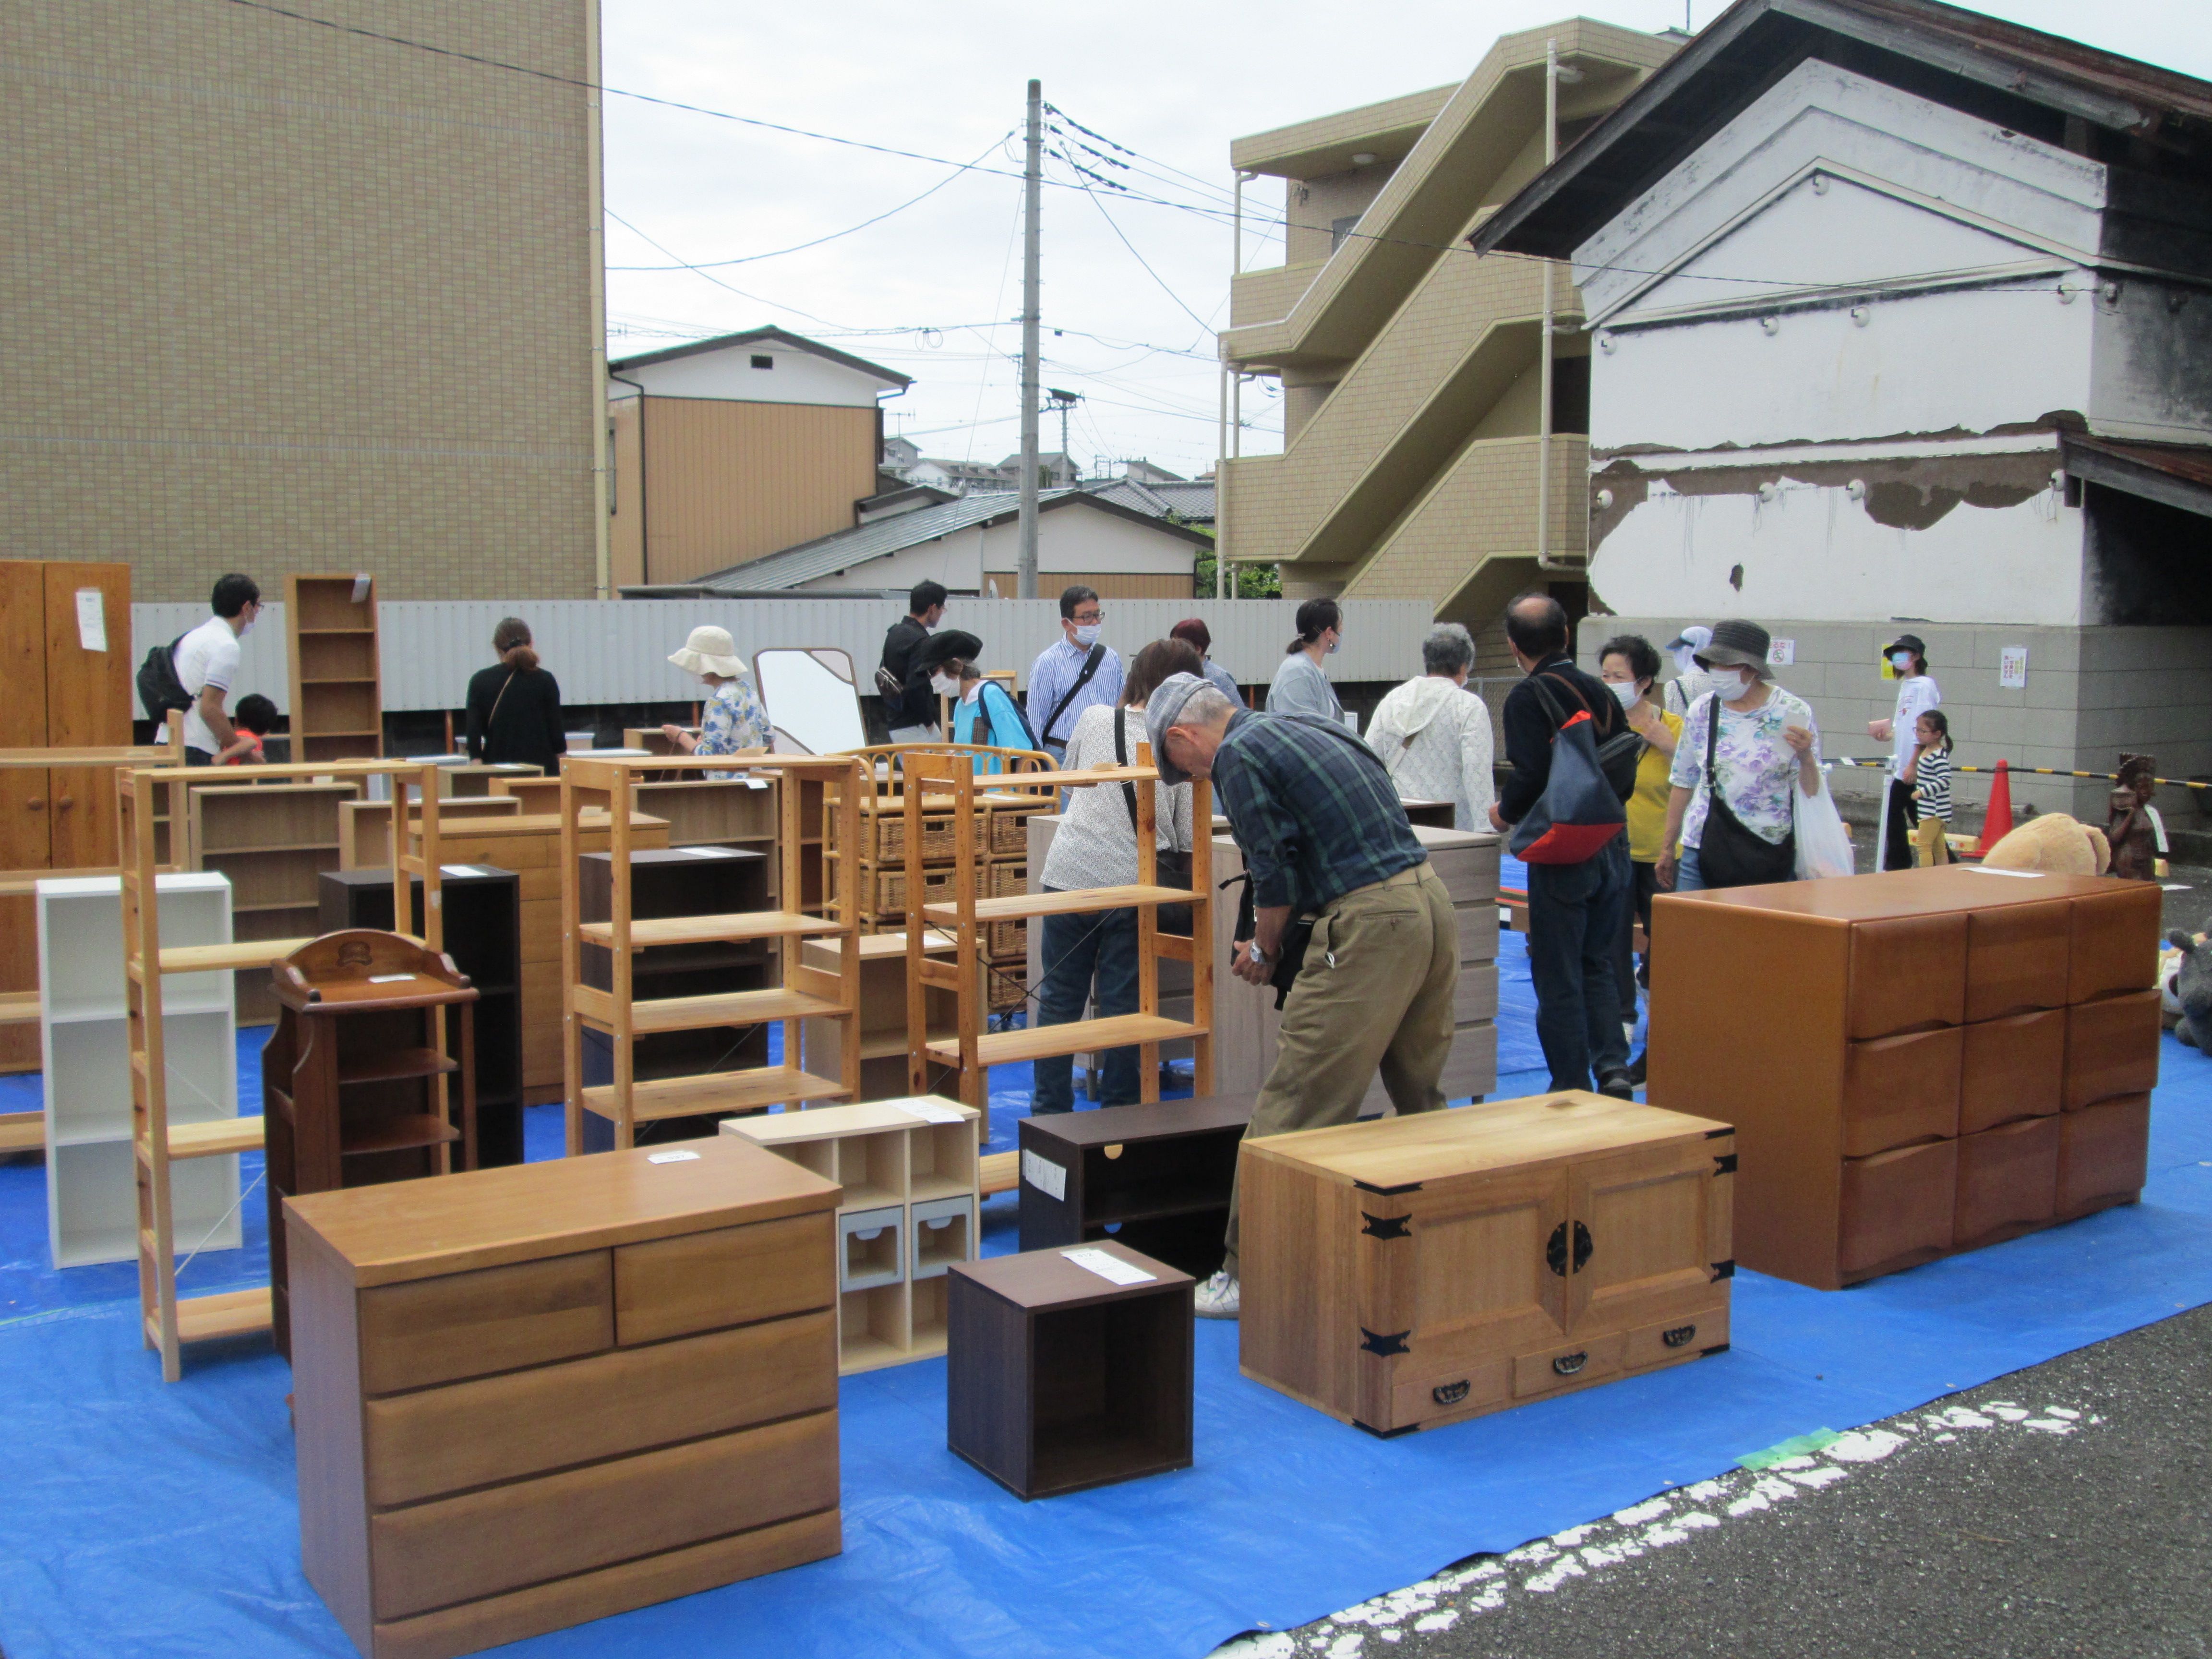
top-left (1194, 1269), bottom-right (1240, 1320)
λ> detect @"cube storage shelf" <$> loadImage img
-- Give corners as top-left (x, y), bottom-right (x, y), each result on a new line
top-left (721, 1097), bottom-right (980, 1373)
top-left (1017, 1094), bottom-right (1256, 1280)
top-left (38, 874), bottom-right (240, 1268)
top-left (799, 932), bottom-right (959, 1103)
top-left (948, 1239), bottom-right (1195, 1500)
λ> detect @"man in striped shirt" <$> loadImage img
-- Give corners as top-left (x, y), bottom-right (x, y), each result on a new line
top-left (1024, 586), bottom-right (1123, 759)
top-left (1150, 673), bottom-right (1459, 1319)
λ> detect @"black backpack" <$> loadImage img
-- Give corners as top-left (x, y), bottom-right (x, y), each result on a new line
top-left (137, 635), bottom-right (192, 721)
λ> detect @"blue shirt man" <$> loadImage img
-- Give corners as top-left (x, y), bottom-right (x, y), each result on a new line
top-left (1025, 585), bottom-right (1124, 757)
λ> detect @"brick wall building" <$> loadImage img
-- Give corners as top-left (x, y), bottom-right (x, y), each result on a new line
top-left (1, 1), bottom-right (604, 601)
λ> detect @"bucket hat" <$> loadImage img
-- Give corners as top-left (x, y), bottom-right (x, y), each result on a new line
top-left (1692, 619), bottom-right (1774, 680)
top-left (667, 625), bottom-right (747, 678)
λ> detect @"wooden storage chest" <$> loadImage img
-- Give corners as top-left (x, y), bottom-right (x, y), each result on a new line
top-left (1647, 866), bottom-right (2160, 1289)
top-left (1239, 1093), bottom-right (1734, 1436)
top-left (286, 1134), bottom-right (842, 1659)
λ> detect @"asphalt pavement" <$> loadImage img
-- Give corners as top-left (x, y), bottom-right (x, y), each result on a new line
top-left (1221, 1303), bottom-right (2212, 1659)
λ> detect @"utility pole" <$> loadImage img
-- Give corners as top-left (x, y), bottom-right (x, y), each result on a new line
top-left (1017, 78), bottom-right (1043, 600)
top-left (1537, 38), bottom-right (1557, 576)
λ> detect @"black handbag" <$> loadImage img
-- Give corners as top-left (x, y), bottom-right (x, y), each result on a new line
top-left (1696, 693), bottom-right (1796, 889)
top-left (1114, 709), bottom-right (1192, 935)
top-left (1228, 872), bottom-right (1315, 1010)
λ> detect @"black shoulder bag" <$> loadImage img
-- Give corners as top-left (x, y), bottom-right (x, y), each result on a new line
top-left (1037, 644), bottom-right (1106, 748)
top-left (1112, 709), bottom-right (1192, 935)
top-left (1695, 695), bottom-right (1796, 888)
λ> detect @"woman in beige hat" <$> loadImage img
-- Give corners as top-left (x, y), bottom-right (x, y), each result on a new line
top-left (661, 625), bottom-right (769, 770)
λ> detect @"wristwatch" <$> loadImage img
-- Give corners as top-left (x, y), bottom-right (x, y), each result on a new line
top-left (1246, 941), bottom-right (1272, 965)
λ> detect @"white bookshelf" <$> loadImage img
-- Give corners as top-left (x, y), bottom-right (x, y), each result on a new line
top-left (38, 875), bottom-right (240, 1269)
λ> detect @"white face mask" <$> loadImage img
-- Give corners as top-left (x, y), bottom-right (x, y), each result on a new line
top-left (1670, 646), bottom-right (1697, 676)
top-left (1708, 668), bottom-right (1752, 702)
top-left (1325, 634), bottom-right (1341, 655)
top-left (1607, 679), bottom-right (1640, 710)
top-left (1072, 623), bottom-right (1101, 648)
top-left (238, 614), bottom-right (257, 639)
top-left (1889, 651), bottom-right (1915, 673)
top-left (930, 673), bottom-right (959, 698)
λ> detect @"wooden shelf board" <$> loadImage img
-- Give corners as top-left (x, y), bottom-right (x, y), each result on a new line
top-left (339, 1115), bottom-right (460, 1156)
top-left (201, 841), bottom-right (343, 856)
top-left (295, 627), bottom-right (376, 636)
top-left (168, 1117), bottom-right (264, 1159)
top-left (910, 1173), bottom-right (972, 1203)
top-left (0, 1112), bottom-right (42, 1154)
top-left (837, 1333), bottom-right (914, 1374)
top-left (577, 912), bottom-right (852, 949)
top-left (979, 1150), bottom-right (1017, 1196)
top-left (232, 901), bottom-right (326, 916)
top-left (157, 1287), bottom-right (274, 1345)
top-left (579, 1067), bottom-right (850, 1121)
top-left (338, 1047), bottom-right (459, 1086)
top-left (580, 985), bottom-right (850, 1035)
top-left (921, 884), bottom-right (1193, 925)
top-left (0, 991), bottom-right (39, 1027)
top-left (926, 1013), bottom-right (1204, 1069)
top-left (159, 938), bottom-right (318, 974)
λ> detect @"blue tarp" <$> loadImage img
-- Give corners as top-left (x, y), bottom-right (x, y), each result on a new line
top-left (2, 920), bottom-right (2208, 1658)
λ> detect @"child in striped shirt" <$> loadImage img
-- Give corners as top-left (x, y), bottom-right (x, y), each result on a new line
top-left (1907, 709), bottom-right (1953, 824)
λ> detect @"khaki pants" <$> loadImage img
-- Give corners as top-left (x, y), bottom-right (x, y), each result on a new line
top-left (1222, 862), bottom-right (1459, 1275)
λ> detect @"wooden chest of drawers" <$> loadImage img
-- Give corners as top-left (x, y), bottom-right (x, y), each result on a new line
top-left (1647, 867), bottom-right (2160, 1290)
top-left (1239, 1092), bottom-right (1734, 1436)
top-left (285, 1136), bottom-right (842, 1659)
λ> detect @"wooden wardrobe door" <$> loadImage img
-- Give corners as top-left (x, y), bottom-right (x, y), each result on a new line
top-left (0, 564), bottom-right (48, 1068)
top-left (42, 563), bottom-right (132, 869)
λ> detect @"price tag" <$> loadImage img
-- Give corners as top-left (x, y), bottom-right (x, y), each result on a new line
top-left (367, 974), bottom-right (416, 984)
top-left (1061, 1247), bottom-right (1155, 1286)
top-left (647, 1149), bottom-right (701, 1164)
top-left (1020, 1149), bottom-right (1067, 1201)
top-left (1967, 866), bottom-right (2044, 878)
top-left (351, 574), bottom-right (372, 604)
top-left (75, 589), bottom-right (107, 652)
top-left (899, 1099), bottom-right (968, 1124)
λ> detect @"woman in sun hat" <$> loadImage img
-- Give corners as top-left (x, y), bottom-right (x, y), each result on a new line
top-left (661, 625), bottom-right (769, 773)
top-left (1656, 618), bottom-right (1821, 892)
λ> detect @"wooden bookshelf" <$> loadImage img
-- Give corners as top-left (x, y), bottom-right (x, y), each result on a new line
top-left (284, 573), bottom-right (382, 761)
top-left (188, 781), bottom-right (360, 1023)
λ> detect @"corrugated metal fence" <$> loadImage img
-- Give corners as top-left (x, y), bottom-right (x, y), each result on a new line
top-left (133, 598), bottom-right (1433, 714)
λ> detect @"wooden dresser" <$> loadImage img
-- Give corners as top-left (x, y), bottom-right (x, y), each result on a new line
top-left (1647, 866), bottom-right (2161, 1289)
top-left (285, 1135), bottom-right (842, 1659)
top-left (1240, 1092), bottom-right (1734, 1436)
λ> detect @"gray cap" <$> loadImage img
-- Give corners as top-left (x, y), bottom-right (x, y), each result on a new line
top-left (1144, 671), bottom-right (1211, 786)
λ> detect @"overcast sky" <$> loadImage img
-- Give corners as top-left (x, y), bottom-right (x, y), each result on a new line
top-left (600, 0), bottom-right (2212, 481)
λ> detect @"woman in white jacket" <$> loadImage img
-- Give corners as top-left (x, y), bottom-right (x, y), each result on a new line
top-left (1366, 623), bottom-right (1495, 830)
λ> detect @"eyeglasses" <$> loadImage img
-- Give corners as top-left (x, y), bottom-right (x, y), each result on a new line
top-left (1070, 610), bottom-right (1104, 625)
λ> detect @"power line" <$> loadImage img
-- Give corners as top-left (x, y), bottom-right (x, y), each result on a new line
top-left (605, 208), bottom-right (856, 330)
top-left (1052, 150), bottom-right (1217, 335)
top-left (607, 135), bottom-right (1009, 271)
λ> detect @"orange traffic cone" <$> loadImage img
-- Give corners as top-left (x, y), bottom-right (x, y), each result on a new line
top-left (1976, 759), bottom-right (2014, 855)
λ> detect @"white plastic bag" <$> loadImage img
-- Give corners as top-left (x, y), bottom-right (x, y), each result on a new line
top-left (1793, 774), bottom-right (1855, 880)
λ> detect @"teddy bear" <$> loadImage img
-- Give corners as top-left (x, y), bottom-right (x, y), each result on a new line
top-left (1980, 811), bottom-right (2112, 877)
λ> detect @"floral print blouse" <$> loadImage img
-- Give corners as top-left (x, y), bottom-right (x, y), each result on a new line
top-left (696, 675), bottom-right (769, 777)
top-left (1668, 685), bottom-right (1818, 848)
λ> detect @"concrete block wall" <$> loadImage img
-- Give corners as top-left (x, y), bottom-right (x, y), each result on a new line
top-left (1581, 617), bottom-right (2212, 828)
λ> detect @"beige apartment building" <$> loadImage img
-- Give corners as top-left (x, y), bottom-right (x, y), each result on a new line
top-left (1, 1), bottom-right (604, 601)
top-left (1220, 20), bottom-right (1677, 635)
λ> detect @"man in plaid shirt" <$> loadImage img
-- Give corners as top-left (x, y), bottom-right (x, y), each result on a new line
top-left (1150, 673), bottom-right (1459, 1319)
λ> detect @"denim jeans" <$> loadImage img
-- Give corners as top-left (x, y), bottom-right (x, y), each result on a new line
top-left (1031, 894), bottom-right (1140, 1113)
top-left (1525, 838), bottom-right (1633, 1092)
top-left (1672, 842), bottom-right (1707, 891)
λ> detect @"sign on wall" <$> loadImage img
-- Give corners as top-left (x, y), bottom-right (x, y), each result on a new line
top-left (1767, 637), bottom-right (1795, 666)
top-left (1999, 646), bottom-right (2028, 689)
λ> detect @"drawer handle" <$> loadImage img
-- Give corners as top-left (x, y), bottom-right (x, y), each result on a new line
top-left (1432, 1379), bottom-right (1471, 1407)
top-left (1552, 1350), bottom-right (1589, 1377)
top-left (1662, 1324), bottom-right (1697, 1349)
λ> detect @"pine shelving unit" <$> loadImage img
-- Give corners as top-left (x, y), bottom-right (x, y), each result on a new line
top-left (902, 749), bottom-right (1211, 1131)
top-left (119, 758), bottom-right (449, 1381)
top-left (823, 744), bottom-right (1052, 934)
top-left (721, 1096), bottom-right (980, 1372)
top-left (559, 753), bottom-right (864, 1154)
top-left (284, 573), bottom-right (383, 762)
top-left (188, 781), bottom-right (361, 1024)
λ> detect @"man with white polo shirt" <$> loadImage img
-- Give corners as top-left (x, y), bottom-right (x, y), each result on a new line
top-left (173, 574), bottom-right (263, 764)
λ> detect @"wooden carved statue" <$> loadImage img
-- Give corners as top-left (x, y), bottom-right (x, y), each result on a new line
top-left (2105, 754), bottom-right (2163, 883)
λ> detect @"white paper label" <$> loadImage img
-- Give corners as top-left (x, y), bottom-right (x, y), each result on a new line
top-left (679, 846), bottom-right (735, 858)
top-left (367, 973), bottom-right (415, 984)
top-left (1967, 866), bottom-right (2045, 878)
top-left (74, 589), bottom-right (107, 653)
top-left (1767, 637), bottom-right (1795, 666)
top-left (900, 1099), bottom-right (968, 1124)
top-left (1340, 711), bottom-right (1360, 734)
top-left (647, 1149), bottom-right (701, 1164)
top-left (1021, 1149), bottom-right (1067, 1201)
top-left (1061, 1247), bottom-right (1155, 1286)
top-left (351, 574), bottom-right (372, 604)
top-left (1999, 647), bottom-right (2028, 690)
top-left (441, 864), bottom-right (488, 878)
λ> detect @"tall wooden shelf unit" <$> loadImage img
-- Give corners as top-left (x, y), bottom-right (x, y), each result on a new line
top-left (560, 754), bottom-right (865, 1154)
top-left (188, 781), bottom-right (361, 1023)
top-left (119, 758), bottom-right (450, 1381)
top-left (284, 573), bottom-right (383, 762)
top-left (902, 750), bottom-right (1211, 1129)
